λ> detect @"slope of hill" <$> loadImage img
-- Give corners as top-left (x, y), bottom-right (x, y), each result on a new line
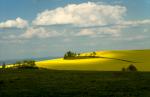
top-left (36, 49), bottom-right (150, 71)
top-left (1, 69), bottom-right (150, 97)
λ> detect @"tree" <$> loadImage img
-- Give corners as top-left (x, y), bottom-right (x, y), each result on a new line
top-left (15, 60), bottom-right (36, 69)
top-left (16, 61), bottom-right (22, 67)
top-left (90, 52), bottom-right (96, 56)
top-left (92, 52), bottom-right (96, 56)
top-left (2, 62), bottom-right (6, 69)
top-left (122, 67), bottom-right (126, 71)
top-left (77, 53), bottom-right (80, 56)
top-left (22, 60), bottom-right (36, 67)
top-left (64, 51), bottom-right (76, 59)
top-left (127, 64), bottom-right (137, 71)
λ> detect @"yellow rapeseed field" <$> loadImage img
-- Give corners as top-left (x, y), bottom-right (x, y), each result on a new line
top-left (36, 49), bottom-right (150, 71)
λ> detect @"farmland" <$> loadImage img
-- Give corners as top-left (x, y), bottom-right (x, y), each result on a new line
top-left (0, 68), bottom-right (150, 97)
top-left (36, 49), bottom-right (150, 71)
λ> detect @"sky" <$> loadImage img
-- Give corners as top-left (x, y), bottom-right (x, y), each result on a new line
top-left (0, 0), bottom-right (150, 61)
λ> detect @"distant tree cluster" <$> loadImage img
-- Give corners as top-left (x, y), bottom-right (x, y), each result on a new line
top-left (14, 60), bottom-right (37, 69)
top-left (122, 64), bottom-right (137, 72)
top-left (64, 51), bottom-right (97, 59)
top-left (64, 51), bottom-right (77, 59)
top-left (2, 62), bottom-right (6, 69)
top-left (91, 52), bottom-right (96, 56)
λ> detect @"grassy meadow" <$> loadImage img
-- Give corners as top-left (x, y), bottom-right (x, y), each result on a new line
top-left (36, 49), bottom-right (150, 71)
top-left (0, 68), bottom-right (150, 97)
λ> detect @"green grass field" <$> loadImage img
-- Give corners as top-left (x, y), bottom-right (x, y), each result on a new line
top-left (36, 49), bottom-right (150, 71)
top-left (0, 69), bottom-right (150, 97)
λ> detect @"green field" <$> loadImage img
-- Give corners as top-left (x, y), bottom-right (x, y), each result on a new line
top-left (0, 68), bottom-right (150, 97)
top-left (36, 49), bottom-right (150, 71)
top-left (1, 49), bottom-right (150, 97)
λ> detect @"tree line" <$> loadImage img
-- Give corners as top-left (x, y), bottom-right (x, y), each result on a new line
top-left (64, 51), bottom-right (97, 59)
top-left (1, 60), bottom-right (37, 69)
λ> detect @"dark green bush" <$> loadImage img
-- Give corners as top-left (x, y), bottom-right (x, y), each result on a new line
top-left (127, 64), bottom-right (137, 71)
top-left (122, 64), bottom-right (137, 72)
top-left (64, 51), bottom-right (77, 59)
top-left (14, 60), bottom-right (37, 69)
top-left (122, 67), bottom-right (126, 71)
top-left (2, 62), bottom-right (6, 69)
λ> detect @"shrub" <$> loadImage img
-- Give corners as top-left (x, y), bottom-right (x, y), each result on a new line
top-left (64, 51), bottom-right (77, 59)
top-left (92, 52), bottom-right (96, 56)
top-left (122, 67), bottom-right (126, 71)
top-left (15, 60), bottom-right (37, 69)
top-left (127, 64), bottom-right (137, 71)
top-left (2, 62), bottom-right (6, 69)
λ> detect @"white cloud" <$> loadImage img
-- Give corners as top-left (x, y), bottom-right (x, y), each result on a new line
top-left (87, 19), bottom-right (150, 37)
top-left (120, 19), bottom-right (150, 27)
top-left (113, 35), bottom-right (147, 41)
top-left (76, 29), bottom-right (95, 36)
top-left (0, 17), bottom-right (28, 29)
top-left (144, 28), bottom-right (149, 32)
top-left (76, 25), bottom-right (123, 37)
top-left (0, 38), bottom-right (25, 43)
top-left (63, 38), bottom-right (72, 42)
top-left (2, 27), bottom-right (61, 39)
top-left (127, 35), bottom-right (147, 41)
top-left (98, 26), bottom-right (122, 36)
top-left (1, 1), bottom-right (150, 40)
top-left (33, 2), bottom-right (126, 26)
top-left (20, 27), bottom-right (61, 38)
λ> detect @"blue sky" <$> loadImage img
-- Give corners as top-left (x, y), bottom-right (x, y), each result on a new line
top-left (0, 0), bottom-right (150, 60)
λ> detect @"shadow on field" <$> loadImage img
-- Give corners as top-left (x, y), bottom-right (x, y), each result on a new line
top-left (0, 68), bottom-right (150, 97)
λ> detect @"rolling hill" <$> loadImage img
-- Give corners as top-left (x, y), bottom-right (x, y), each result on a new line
top-left (36, 49), bottom-right (150, 71)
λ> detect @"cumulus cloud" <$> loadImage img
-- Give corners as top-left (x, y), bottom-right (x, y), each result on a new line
top-left (100, 28), bottom-right (120, 36)
top-left (30, 2), bottom-right (150, 38)
top-left (76, 24), bottom-right (123, 37)
top-left (0, 39), bottom-right (25, 43)
top-left (1, 2), bottom-right (150, 40)
top-left (113, 35), bottom-right (147, 41)
top-left (81, 19), bottom-right (150, 37)
top-left (20, 27), bottom-right (61, 38)
top-left (0, 17), bottom-right (28, 29)
top-left (33, 2), bottom-right (126, 26)
top-left (2, 27), bottom-right (61, 39)
top-left (76, 29), bottom-right (95, 36)
top-left (120, 19), bottom-right (150, 27)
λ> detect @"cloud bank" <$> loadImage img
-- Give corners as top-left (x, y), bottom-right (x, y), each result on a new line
top-left (20, 27), bottom-right (60, 38)
top-left (33, 2), bottom-right (126, 26)
top-left (1, 2), bottom-right (150, 40)
top-left (0, 17), bottom-right (28, 29)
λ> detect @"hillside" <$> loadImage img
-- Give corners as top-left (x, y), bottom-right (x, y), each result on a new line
top-left (1, 69), bottom-right (150, 97)
top-left (36, 49), bottom-right (150, 71)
